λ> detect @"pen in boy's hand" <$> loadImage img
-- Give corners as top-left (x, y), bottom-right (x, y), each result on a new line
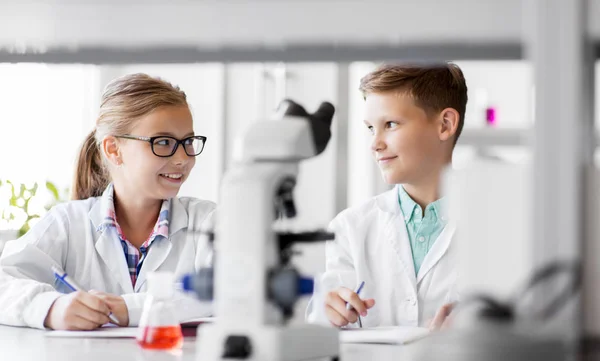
top-left (346, 281), bottom-right (365, 328)
top-left (346, 281), bottom-right (365, 310)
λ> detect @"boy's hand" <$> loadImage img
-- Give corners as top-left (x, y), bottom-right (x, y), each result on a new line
top-left (44, 291), bottom-right (112, 330)
top-left (89, 290), bottom-right (129, 327)
top-left (428, 302), bottom-right (456, 331)
top-left (324, 287), bottom-right (376, 327)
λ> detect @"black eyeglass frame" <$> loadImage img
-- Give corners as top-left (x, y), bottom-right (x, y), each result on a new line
top-left (115, 134), bottom-right (207, 157)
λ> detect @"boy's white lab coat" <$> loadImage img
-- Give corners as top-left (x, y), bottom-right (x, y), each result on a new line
top-left (308, 185), bottom-right (457, 327)
top-left (0, 196), bottom-right (215, 329)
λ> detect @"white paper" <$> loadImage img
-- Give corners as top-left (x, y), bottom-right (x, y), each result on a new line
top-left (180, 317), bottom-right (215, 326)
top-left (45, 326), bottom-right (138, 338)
top-left (44, 318), bottom-right (215, 338)
top-left (340, 326), bottom-right (430, 344)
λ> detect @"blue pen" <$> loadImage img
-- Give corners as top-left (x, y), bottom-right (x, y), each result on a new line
top-left (346, 281), bottom-right (365, 328)
top-left (52, 266), bottom-right (120, 325)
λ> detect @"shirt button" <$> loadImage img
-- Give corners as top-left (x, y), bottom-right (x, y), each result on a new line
top-left (418, 236), bottom-right (425, 242)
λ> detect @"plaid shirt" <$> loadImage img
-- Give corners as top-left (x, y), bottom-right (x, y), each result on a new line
top-left (96, 184), bottom-right (170, 287)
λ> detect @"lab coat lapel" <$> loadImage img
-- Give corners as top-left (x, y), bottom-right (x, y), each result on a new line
top-left (134, 238), bottom-right (172, 292)
top-left (89, 202), bottom-right (134, 294)
top-left (417, 222), bottom-right (455, 284)
top-left (134, 198), bottom-right (187, 291)
top-left (378, 186), bottom-right (418, 290)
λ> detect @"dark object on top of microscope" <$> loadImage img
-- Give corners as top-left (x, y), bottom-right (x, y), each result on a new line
top-left (277, 99), bottom-right (335, 156)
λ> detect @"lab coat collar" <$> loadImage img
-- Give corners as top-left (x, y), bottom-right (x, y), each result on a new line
top-left (169, 197), bottom-right (189, 238)
top-left (132, 198), bottom-right (190, 290)
top-left (89, 198), bottom-right (135, 294)
top-left (417, 222), bottom-right (455, 284)
top-left (376, 185), bottom-right (455, 286)
top-left (89, 188), bottom-right (189, 238)
top-left (394, 185), bottom-right (449, 224)
top-left (375, 185), bottom-right (403, 215)
top-left (134, 199), bottom-right (188, 291)
top-left (88, 191), bottom-right (189, 294)
top-left (378, 186), bottom-right (418, 290)
top-left (398, 185), bottom-right (420, 224)
top-left (134, 237), bottom-right (173, 292)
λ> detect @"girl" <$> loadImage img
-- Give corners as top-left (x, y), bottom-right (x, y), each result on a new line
top-left (0, 73), bottom-right (214, 330)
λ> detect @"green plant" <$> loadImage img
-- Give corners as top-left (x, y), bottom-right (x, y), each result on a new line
top-left (0, 180), bottom-right (68, 237)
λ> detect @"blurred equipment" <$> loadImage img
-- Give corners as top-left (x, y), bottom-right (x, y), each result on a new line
top-left (411, 255), bottom-right (579, 361)
top-left (410, 160), bottom-right (581, 361)
top-left (184, 99), bottom-right (339, 361)
top-left (416, 0), bottom-right (595, 359)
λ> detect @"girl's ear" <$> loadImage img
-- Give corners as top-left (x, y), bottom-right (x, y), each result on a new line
top-left (102, 136), bottom-right (122, 166)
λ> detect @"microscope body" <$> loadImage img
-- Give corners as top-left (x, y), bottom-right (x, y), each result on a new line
top-left (196, 102), bottom-right (339, 361)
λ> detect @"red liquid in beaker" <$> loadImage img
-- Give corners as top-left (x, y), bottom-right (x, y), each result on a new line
top-left (137, 325), bottom-right (183, 350)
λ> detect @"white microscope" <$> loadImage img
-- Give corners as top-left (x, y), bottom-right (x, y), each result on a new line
top-left (184, 100), bottom-right (340, 360)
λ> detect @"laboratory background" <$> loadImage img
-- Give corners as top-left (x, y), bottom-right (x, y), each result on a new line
top-left (1, 0), bottom-right (599, 360)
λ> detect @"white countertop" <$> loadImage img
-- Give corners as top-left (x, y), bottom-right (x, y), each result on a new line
top-left (0, 325), bottom-right (413, 361)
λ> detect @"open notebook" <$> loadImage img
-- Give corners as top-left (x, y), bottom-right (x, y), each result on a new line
top-left (340, 326), bottom-right (430, 344)
top-left (45, 317), bottom-right (215, 338)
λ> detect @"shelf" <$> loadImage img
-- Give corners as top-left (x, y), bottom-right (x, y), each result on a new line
top-left (0, 0), bottom-right (523, 51)
top-left (459, 128), bottom-right (600, 147)
top-left (3, 0), bottom-right (600, 64)
top-left (2, 0), bottom-right (600, 63)
top-left (458, 128), bottom-right (529, 147)
top-left (0, 43), bottom-right (523, 64)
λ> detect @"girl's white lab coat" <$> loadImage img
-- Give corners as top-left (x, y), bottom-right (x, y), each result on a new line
top-left (308, 185), bottom-right (457, 327)
top-left (0, 196), bottom-right (215, 329)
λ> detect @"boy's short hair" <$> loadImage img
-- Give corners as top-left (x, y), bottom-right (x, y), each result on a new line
top-left (359, 62), bottom-right (468, 145)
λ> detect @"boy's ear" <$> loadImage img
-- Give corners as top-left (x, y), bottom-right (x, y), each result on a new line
top-left (438, 108), bottom-right (460, 142)
top-left (102, 136), bottom-right (122, 166)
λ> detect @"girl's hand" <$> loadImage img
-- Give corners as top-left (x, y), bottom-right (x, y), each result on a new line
top-left (44, 291), bottom-right (112, 330)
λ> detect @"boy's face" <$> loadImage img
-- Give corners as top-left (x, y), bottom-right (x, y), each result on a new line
top-left (364, 91), bottom-right (445, 185)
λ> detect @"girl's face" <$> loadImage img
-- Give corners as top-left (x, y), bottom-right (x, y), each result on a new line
top-left (113, 105), bottom-right (197, 201)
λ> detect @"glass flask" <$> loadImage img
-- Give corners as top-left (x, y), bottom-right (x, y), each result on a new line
top-left (137, 272), bottom-right (183, 350)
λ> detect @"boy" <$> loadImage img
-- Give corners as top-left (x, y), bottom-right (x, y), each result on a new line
top-left (311, 63), bottom-right (466, 329)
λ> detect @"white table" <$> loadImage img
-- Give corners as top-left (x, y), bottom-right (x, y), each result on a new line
top-left (0, 325), bottom-right (412, 361)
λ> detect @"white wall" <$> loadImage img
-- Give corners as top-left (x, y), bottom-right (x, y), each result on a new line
top-left (457, 60), bottom-right (533, 129)
top-left (0, 64), bottom-right (98, 188)
top-left (347, 62), bottom-right (393, 207)
top-left (453, 60), bottom-right (533, 167)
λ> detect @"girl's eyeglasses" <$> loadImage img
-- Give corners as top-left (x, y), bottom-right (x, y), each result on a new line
top-left (115, 134), bottom-right (207, 157)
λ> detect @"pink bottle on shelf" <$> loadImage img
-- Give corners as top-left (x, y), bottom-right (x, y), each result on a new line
top-left (486, 107), bottom-right (497, 127)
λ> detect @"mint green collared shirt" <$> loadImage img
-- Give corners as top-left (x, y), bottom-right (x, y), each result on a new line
top-left (398, 186), bottom-right (448, 275)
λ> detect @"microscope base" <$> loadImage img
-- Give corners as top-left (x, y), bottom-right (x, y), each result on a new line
top-left (196, 323), bottom-right (339, 361)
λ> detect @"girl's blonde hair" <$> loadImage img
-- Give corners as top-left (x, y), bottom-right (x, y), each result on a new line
top-left (72, 73), bottom-right (188, 200)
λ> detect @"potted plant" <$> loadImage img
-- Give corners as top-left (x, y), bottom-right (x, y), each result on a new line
top-left (0, 180), bottom-right (67, 253)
